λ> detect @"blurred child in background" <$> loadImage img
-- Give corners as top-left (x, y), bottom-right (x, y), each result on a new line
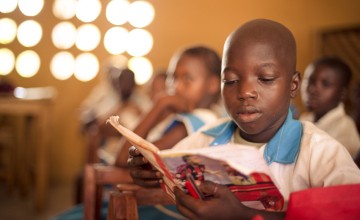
top-left (300, 56), bottom-right (360, 159)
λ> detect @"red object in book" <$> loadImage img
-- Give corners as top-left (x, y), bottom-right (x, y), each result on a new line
top-left (285, 184), bottom-right (360, 220)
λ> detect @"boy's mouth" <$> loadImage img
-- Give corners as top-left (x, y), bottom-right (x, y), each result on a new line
top-left (236, 108), bottom-right (261, 123)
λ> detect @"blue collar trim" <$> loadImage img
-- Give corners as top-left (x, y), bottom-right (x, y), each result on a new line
top-left (164, 113), bottom-right (205, 134)
top-left (202, 110), bottom-right (303, 165)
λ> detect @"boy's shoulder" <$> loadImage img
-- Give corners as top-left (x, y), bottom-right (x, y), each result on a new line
top-left (301, 120), bottom-right (338, 143)
top-left (300, 120), bottom-right (347, 153)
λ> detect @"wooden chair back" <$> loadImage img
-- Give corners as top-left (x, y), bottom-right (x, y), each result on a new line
top-left (83, 164), bottom-right (132, 220)
top-left (107, 183), bottom-right (175, 220)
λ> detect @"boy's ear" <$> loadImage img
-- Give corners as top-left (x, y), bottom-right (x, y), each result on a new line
top-left (290, 71), bottom-right (301, 98)
top-left (208, 75), bottom-right (221, 95)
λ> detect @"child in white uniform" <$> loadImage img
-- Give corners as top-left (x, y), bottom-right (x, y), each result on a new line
top-left (300, 56), bottom-right (360, 158)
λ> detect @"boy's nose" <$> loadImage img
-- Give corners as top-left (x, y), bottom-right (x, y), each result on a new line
top-left (236, 81), bottom-right (257, 100)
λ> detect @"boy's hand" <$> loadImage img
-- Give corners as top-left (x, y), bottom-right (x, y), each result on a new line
top-left (174, 181), bottom-right (249, 220)
top-left (127, 146), bottom-right (162, 188)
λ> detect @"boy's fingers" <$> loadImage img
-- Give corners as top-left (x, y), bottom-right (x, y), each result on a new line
top-left (128, 146), bottom-right (140, 156)
top-left (129, 169), bottom-right (162, 187)
top-left (174, 187), bottom-right (199, 219)
top-left (129, 168), bottom-right (161, 179)
top-left (127, 155), bottom-right (147, 167)
top-left (132, 178), bottom-right (161, 188)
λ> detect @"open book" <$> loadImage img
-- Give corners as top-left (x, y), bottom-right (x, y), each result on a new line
top-left (107, 116), bottom-right (284, 211)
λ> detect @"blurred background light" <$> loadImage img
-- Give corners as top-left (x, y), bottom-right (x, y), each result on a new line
top-left (128, 56), bottom-right (153, 85)
top-left (106, 0), bottom-right (130, 25)
top-left (0, 0), bottom-right (17, 13)
top-left (52, 22), bottom-right (77, 49)
top-left (0, 18), bottom-right (17, 44)
top-left (128, 1), bottom-right (155, 28)
top-left (50, 51), bottom-right (75, 80)
top-left (76, 0), bottom-right (101, 23)
top-left (14, 86), bottom-right (57, 100)
top-left (17, 20), bottom-right (43, 47)
top-left (74, 53), bottom-right (99, 81)
top-left (127, 29), bottom-right (153, 56)
top-left (52, 0), bottom-right (77, 20)
top-left (75, 24), bottom-right (101, 51)
top-left (16, 50), bottom-right (41, 78)
top-left (1, 0), bottom-right (155, 81)
top-left (0, 48), bottom-right (15, 76)
top-left (18, 0), bottom-right (44, 16)
top-left (104, 27), bottom-right (129, 55)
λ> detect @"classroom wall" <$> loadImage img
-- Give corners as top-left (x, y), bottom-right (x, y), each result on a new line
top-left (4, 0), bottom-right (360, 184)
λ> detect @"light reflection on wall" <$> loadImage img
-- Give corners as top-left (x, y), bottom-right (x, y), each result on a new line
top-left (52, 22), bottom-right (77, 50)
top-left (16, 50), bottom-right (41, 78)
top-left (0, 18), bottom-right (17, 44)
top-left (0, 0), bottom-right (155, 84)
top-left (74, 53), bottom-right (99, 82)
top-left (17, 20), bottom-right (43, 47)
top-left (50, 52), bottom-right (74, 80)
top-left (0, 48), bottom-right (15, 76)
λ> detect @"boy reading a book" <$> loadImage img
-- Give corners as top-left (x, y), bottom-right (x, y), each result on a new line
top-left (127, 18), bottom-right (360, 219)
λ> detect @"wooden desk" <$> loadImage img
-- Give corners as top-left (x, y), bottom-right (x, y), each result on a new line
top-left (0, 96), bottom-right (52, 211)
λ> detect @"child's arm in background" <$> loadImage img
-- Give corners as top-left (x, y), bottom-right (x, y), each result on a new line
top-left (115, 94), bottom-right (191, 167)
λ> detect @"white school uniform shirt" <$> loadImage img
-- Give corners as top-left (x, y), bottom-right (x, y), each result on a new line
top-left (172, 114), bottom-right (360, 208)
top-left (300, 103), bottom-right (360, 158)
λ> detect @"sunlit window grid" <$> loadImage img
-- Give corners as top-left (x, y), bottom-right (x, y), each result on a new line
top-left (18, 0), bottom-right (44, 17)
top-left (16, 50), bottom-right (41, 78)
top-left (0, 18), bottom-right (17, 44)
top-left (0, 48), bottom-right (15, 76)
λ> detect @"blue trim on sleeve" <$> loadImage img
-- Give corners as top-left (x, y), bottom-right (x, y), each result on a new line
top-left (164, 113), bottom-right (206, 134)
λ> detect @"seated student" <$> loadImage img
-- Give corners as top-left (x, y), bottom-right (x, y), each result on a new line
top-left (111, 45), bottom-right (223, 220)
top-left (115, 45), bottom-right (223, 167)
top-left (299, 56), bottom-right (360, 159)
top-left (79, 56), bottom-right (150, 134)
top-left (95, 68), bottom-right (151, 163)
top-left (127, 19), bottom-right (360, 219)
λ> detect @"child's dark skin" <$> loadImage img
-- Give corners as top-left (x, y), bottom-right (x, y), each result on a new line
top-left (302, 61), bottom-right (348, 122)
top-left (128, 19), bottom-right (300, 220)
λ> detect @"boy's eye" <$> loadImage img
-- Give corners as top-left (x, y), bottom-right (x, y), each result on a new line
top-left (222, 79), bottom-right (239, 85)
top-left (259, 77), bottom-right (275, 84)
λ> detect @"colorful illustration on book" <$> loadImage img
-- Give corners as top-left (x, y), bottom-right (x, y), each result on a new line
top-left (176, 155), bottom-right (206, 184)
top-left (162, 154), bottom-right (284, 211)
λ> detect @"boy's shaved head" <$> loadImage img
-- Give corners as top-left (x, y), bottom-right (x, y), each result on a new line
top-left (223, 19), bottom-right (297, 74)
